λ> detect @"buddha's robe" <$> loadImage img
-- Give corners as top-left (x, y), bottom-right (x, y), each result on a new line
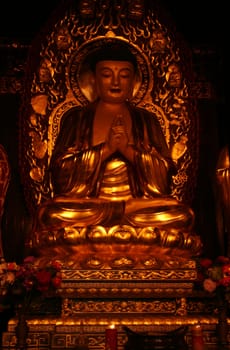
top-left (35, 101), bottom-right (194, 231)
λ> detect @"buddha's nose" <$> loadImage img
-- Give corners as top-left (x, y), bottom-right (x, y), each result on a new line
top-left (112, 74), bottom-right (120, 86)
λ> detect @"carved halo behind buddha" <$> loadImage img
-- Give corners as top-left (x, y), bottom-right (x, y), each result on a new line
top-left (19, 0), bottom-right (202, 268)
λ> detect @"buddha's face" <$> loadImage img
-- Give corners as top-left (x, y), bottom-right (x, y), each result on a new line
top-left (95, 60), bottom-right (135, 103)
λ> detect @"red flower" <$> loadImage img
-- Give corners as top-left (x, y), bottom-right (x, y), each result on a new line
top-left (215, 256), bottom-right (230, 265)
top-left (1, 256), bottom-right (62, 312)
top-left (51, 276), bottom-right (62, 288)
top-left (35, 270), bottom-right (52, 291)
top-left (223, 264), bottom-right (230, 276)
top-left (219, 276), bottom-right (230, 287)
top-left (6, 262), bottom-right (18, 271)
top-left (200, 258), bottom-right (213, 269)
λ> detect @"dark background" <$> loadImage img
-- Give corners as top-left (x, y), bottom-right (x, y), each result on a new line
top-left (0, 1), bottom-right (227, 45)
top-left (0, 0), bottom-right (227, 261)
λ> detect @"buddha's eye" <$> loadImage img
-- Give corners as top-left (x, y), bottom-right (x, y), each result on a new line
top-left (101, 73), bottom-right (112, 78)
top-left (120, 73), bottom-right (130, 78)
top-left (120, 69), bottom-right (132, 78)
top-left (100, 69), bottom-right (112, 78)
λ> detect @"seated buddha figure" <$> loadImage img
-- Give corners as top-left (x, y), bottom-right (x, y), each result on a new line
top-left (30, 43), bottom-right (200, 264)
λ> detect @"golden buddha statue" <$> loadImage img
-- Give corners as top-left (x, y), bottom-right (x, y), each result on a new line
top-left (26, 43), bottom-right (202, 268)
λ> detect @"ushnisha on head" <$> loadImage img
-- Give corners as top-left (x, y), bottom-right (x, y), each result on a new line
top-left (89, 42), bottom-right (138, 73)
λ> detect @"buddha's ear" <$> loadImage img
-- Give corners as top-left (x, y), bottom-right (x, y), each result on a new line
top-left (131, 72), bottom-right (142, 98)
top-left (78, 69), bottom-right (98, 102)
top-left (91, 74), bottom-right (99, 101)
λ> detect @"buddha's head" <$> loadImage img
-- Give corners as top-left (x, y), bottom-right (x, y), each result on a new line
top-left (90, 43), bottom-right (138, 103)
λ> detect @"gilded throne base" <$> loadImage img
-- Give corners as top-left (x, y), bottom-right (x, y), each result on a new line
top-left (3, 227), bottom-right (223, 349)
top-left (2, 246), bottom-right (228, 349)
top-left (2, 266), bottom-right (227, 349)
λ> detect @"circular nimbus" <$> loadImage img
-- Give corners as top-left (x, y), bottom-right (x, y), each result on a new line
top-left (68, 37), bottom-right (153, 106)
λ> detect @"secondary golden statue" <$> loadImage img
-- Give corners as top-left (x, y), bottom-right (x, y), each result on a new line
top-left (29, 43), bottom-right (200, 264)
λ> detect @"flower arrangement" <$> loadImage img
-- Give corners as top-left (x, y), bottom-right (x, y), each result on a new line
top-left (0, 256), bottom-right (62, 313)
top-left (197, 255), bottom-right (230, 302)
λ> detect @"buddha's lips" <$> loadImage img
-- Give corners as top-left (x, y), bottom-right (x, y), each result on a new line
top-left (110, 88), bottom-right (121, 93)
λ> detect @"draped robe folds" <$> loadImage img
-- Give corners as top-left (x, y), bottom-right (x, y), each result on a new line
top-left (36, 101), bottom-right (194, 230)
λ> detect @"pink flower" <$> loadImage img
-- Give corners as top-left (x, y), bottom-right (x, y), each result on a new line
top-left (23, 256), bottom-right (36, 264)
top-left (203, 278), bottom-right (217, 293)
